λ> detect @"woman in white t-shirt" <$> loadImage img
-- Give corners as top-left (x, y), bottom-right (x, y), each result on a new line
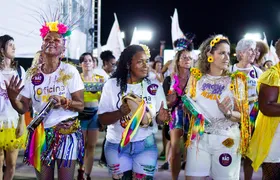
top-left (6, 21), bottom-right (84, 180)
top-left (184, 35), bottom-right (250, 179)
top-left (0, 34), bottom-right (26, 179)
top-left (230, 39), bottom-right (262, 179)
top-left (98, 44), bottom-right (170, 180)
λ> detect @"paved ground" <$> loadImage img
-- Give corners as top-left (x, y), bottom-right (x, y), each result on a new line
top-left (13, 131), bottom-right (262, 180)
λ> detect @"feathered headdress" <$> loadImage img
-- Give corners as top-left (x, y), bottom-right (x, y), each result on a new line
top-left (175, 33), bottom-right (195, 51)
top-left (34, 2), bottom-right (88, 39)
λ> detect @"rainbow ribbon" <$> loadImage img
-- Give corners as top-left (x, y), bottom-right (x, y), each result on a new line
top-left (249, 101), bottom-right (259, 130)
top-left (28, 123), bottom-right (46, 172)
top-left (191, 114), bottom-right (205, 140)
top-left (119, 100), bottom-right (146, 152)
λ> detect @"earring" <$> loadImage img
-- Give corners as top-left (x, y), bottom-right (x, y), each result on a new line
top-left (127, 72), bottom-right (131, 79)
top-left (207, 56), bottom-right (214, 63)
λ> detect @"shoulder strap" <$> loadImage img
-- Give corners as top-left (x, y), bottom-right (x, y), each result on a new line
top-left (17, 66), bottom-right (22, 79)
top-left (252, 66), bottom-right (258, 78)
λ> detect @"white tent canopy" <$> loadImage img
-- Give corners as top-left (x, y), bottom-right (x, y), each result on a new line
top-left (0, 0), bottom-right (87, 59)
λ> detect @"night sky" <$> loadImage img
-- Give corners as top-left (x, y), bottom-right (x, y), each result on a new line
top-left (101, 0), bottom-right (280, 56)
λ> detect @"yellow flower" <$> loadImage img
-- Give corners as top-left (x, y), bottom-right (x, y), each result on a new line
top-left (229, 83), bottom-right (234, 90)
top-left (207, 56), bottom-right (214, 63)
top-left (192, 69), bottom-right (198, 75)
top-left (210, 40), bottom-right (215, 47)
top-left (139, 44), bottom-right (151, 58)
top-left (197, 72), bottom-right (202, 79)
top-left (214, 37), bottom-right (220, 43)
top-left (47, 21), bottom-right (59, 32)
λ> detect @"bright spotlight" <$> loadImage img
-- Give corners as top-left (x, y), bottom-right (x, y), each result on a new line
top-left (244, 33), bottom-right (261, 41)
top-left (135, 30), bottom-right (152, 41)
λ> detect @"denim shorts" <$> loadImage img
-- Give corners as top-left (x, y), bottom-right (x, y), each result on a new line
top-left (169, 102), bottom-right (189, 133)
top-left (80, 107), bottom-right (100, 130)
top-left (105, 135), bottom-right (158, 177)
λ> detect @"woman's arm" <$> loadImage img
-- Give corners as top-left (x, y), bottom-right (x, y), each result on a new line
top-left (98, 110), bottom-right (124, 125)
top-left (10, 95), bottom-right (31, 115)
top-left (258, 83), bottom-right (280, 117)
top-left (99, 101), bottom-right (131, 125)
top-left (69, 90), bottom-right (84, 112)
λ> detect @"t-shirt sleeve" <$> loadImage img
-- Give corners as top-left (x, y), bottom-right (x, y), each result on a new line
top-left (156, 84), bottom-right (168, 112)
top-left (97, 80), bottom-right (116, 114)
top-left (258, 65), bottom-right (280, 87)
top-left (67, 65), bottom-right (84, 93)
top-left (20, 76), bottom-right (32, 99)
top-left (19, 66), bottom-right (26, 87)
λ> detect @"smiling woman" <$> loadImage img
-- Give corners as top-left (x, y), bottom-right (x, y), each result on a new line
top-left (5, 19), bottom-right (85, 180)
top-left (97, 44), bottom-right (170, 180)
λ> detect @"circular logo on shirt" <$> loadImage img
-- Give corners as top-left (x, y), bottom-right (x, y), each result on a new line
top-left (249, 70), bottom-right (255, 78)
top-left (31, 73), bottom-right (44, 86)
top-left (147, 84), bottom-right (158, 95)
top-left (36, 88), bottom-right (43, 95)
top-left (219, 153), bottom-right (232, 167)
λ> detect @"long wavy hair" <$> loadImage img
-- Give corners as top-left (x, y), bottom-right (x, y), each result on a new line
top-left (198, 35), bottom-right (230, 75)
top-left (111, 45), bottom-right (147, 95)
top-left (172, 38), bottom-right (194, 77)
top-left (0, 35), bottom-right (17, 70)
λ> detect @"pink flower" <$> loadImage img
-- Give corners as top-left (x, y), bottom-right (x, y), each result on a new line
top-left (40, 25), bottom-right (49, 38)
top-left (57, 23), bottom-right (68, 34)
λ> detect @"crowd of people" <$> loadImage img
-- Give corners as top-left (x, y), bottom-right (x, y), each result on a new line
top-left (0, 14), bottom-right (280, 180)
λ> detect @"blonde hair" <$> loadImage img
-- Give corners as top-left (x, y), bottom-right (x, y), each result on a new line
top-left (198, 35), bottom-right (230, 75)
top-left (31, 51), bottom-right (43, 66)
top-left (171, 50), bottom-right (192, 77)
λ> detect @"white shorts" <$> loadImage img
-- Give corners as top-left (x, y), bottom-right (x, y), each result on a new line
top-left (185, 127), bottom-right (241, 180)
top-left (264, 124), bottom-right (280, 163)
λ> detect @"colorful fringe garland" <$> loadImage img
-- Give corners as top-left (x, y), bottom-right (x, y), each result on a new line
top-left (182, 96), bottom-right (207, 142)
top-left (249, 101), bottom-right (259, 131)
top-left (119, 100), bottom-right (146, 152)
top-left (24, 122), bottom-right (84, 172)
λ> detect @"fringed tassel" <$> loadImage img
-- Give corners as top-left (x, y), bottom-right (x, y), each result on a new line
top-left (249, 101), bottom-right (259, 131)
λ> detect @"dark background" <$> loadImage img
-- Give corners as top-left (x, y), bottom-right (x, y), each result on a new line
top-left (17, 0), bottom-right (280, 69)
top-left (101, 0), bottom-right (280, 56)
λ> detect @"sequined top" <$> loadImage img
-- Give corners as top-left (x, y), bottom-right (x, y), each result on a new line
top-left (191, 74), bottom-right (239, 135)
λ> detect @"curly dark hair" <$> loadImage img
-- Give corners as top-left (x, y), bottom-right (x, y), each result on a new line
top-left (100, 50), bottom-right (115, 64)
top-left (112, 45), bottom-right (148, 95)
top-left (198, 35), bottom-right (230, 75)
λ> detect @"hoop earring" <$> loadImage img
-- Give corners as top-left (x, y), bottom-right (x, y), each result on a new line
top-left (207, 56), bottom-right (214, 63)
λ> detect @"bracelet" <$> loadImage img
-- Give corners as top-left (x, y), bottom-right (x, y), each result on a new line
top-left (224, 110), bottom-right (232, 119)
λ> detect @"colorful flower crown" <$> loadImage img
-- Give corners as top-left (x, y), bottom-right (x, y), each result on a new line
top-left (139, 44), bottom-right (151, 59)
top-left (210, 35), bottom-right (228, 47)
top-left (40, 21), bottom-right (71, 38)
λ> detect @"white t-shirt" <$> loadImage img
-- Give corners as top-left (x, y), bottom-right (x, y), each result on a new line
top-left (20, 62), bottom-right (84, 128)
top-left (187, 74), bottom-right (240, 136)
top-left (93, 68), bottom-right (110, 82)
top-left (230, 64), bottom-right (262, 112)
top-left (0, 66), bottom-right (26, 128)
top-left (98, 78), bottom-right (167, 143)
